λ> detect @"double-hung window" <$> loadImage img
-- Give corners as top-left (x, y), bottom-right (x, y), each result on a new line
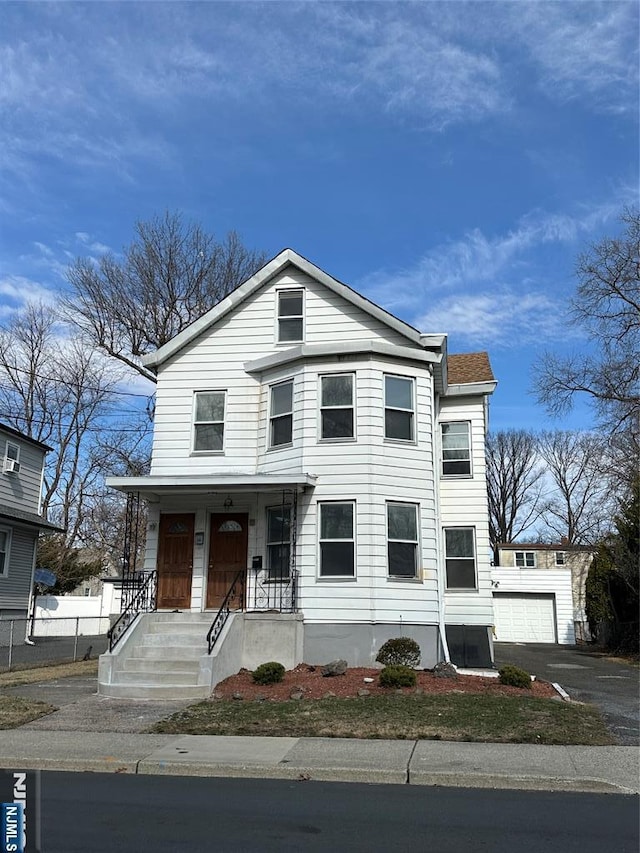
top-left (269, 380), bottom-right (293, 447)
top-left (555, 551), bottom-right (565, 566)
top-left (320, 374), bottom-right (354, 440)
top-left (444, 528), bottom-right (477, 589)
top-left (384, 375), bottom-right (414, 441)
top-left (319, 502), bottom-right (355, 577)
top-left (3, 442), bottom-right (20, 473)
top-left (387, 503), bottom-right (419, 578)
top-left (441, 422), bottom-right (471, 476)
top-left (277, 290), bottom-right (304, 342)
top-left (193, 391), bottom-right (225, 452)
top-left (266, 506), bottom-right (291, 581)
top-left (0, 528), bottom-right (10, 578)
top-left (515, 551), bottom-right (536, 568)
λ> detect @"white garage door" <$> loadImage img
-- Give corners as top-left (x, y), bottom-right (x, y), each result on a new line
top-left (493, 593), bottom-right (557, 643)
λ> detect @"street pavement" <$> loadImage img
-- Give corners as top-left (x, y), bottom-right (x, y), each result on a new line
top-left (0, 664), bottom-right (638, 794)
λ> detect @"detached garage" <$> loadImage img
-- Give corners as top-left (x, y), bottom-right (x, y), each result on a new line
top-left (491, 569), bottom-right (575, 645)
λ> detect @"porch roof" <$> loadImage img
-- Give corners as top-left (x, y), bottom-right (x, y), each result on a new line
top-left (105, 473), bottom-right (317, 500)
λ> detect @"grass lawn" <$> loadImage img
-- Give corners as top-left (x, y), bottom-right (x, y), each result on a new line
top-left (0, 696), bottom-right (56, 729)
top-left (150, 693), bottom-right (615, 745)
top-left (0, 659), bottom-right (98, 687)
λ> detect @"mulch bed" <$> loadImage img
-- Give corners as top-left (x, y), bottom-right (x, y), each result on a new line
top-left (213, 664), bottom-right (558, 701)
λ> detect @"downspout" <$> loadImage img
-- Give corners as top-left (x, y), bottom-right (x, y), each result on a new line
top-left (431, 369), bottom-right (450, 663)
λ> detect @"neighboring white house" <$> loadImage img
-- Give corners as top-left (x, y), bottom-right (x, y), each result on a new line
top-left (101, 249), bottom-right (497, 697)
top-left (492, 542), bottom-right (595, 644)
top-left (0, 423), bottom-right (63, 637)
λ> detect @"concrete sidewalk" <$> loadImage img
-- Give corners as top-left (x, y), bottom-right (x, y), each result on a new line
top-left (0, 730), bottom-right (637, 794)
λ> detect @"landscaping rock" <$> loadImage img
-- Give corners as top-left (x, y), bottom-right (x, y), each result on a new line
top-left (357, 688), bottom-right (370, 697)
top-left (432, 661), bottom-right (458, 679)
top-left (322, 659), bottom-right (348, 677)
top-left (322, 691), bottom-right (336, 699)
top-left (290, 690), bottom-right (304, 700)
top-left (232, 692), bottom-right (244, 700)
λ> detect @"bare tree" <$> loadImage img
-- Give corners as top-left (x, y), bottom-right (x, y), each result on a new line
top-left (0, 302), bottom-right (121, 546)
top-left (538, 430), bottom-right (612, 545)
top-left (486, 430), bottom-right (545, 563)
top-left (534, 208), bottom-right (640, 437)
top-left (63, 212), bottom-right (267, 382)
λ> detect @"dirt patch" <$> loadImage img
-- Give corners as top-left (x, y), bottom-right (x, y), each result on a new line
top-left (214, 665), bottom-right (558, 701)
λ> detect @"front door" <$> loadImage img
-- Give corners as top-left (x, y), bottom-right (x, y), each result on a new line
top-left (156, 513), bottom-right (194, 609)
top-left (207, 513), bottom-right (248, 610)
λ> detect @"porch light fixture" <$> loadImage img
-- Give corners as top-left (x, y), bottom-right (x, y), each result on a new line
top-left (223, 496), bottom-right (233, 510)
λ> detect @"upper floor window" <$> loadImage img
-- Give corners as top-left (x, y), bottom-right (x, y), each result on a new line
top-left (387, 503), bottom-right (419, 578)
top-left (319, 501), bottom-right (355, 577)
top-left (0, 528), bottom-right (10, 578)
top-left (193, 392), bottom-right (225, 452)
top-left (277, 290), bottom-right (304, 342)
top-left (320, 374), bottom-right (354, 440)
top-left (3, 442), bottom-right (20, 474)
top-left (266, 505), bottom-right (291, 581)
top-left (384, 375), bottom-right (414, 441)
top-left (445, 527), bottom-right (477, 589)
top-left (555, 551), bottom-right (565, 566)
top-left (270, 380), bottom-right (293, 447)
top-left (515, 551), bottom-right (536, 568)
top-left (441, 422), bottom-right (471, 477)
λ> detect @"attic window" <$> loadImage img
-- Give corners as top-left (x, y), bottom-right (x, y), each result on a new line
top-left (277, 290), bottom-right (304, 342)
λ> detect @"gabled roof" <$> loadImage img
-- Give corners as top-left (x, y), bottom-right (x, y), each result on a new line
top-left (448, 352), bottom-right (494, 385)
top-left (142, 248), bottom-right (445, 369)
top-left (0, 422), bottom-right (53, 452)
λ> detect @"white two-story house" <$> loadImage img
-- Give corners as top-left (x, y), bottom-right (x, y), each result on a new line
top-left (101, 249), bottom-right (497, 698)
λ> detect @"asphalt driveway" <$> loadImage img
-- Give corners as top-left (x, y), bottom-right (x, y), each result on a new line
top-left (494, 643), bottom-right (640, 746)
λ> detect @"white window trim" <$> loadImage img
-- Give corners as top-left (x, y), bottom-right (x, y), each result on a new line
top-left (275, 288), bottom-right (305, 345)
top-left (318, 372), bottom-right (356, 443)
top-left (0, 526), bottom-right (11, 579)
top-left (3, 442), bottom-right (21, 474)
top-left (555, 551), bottom-right (566, 566)
top-left (444, 526), bottom-right (478, 591)
top-left (268, 378), bottom-right (294, 450)
top-left (266, 505), bottom-right (292, 581)
top-left (515, 550), bottom-right (537, 568)
top-left (317, 500), bottom-right (356, 580)
top-left (192, 390), bottom-right (226, 454)
top-left (386, 502), bottom-right (420, 580)
top-left (440, 421), bottom-right (472, 478)
top-left (383, 374), bottom-right (416, 443)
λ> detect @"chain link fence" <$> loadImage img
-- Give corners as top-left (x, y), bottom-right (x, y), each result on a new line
top-left (0, 617), bottom-right (110, 672)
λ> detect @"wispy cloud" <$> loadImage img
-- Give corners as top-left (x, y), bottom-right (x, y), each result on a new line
top-left (359, 199), bottom-right (623, 347)
top-left (0, 275), bottom-right (59, 312)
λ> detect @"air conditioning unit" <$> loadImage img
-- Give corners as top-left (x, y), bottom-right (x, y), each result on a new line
top-left (3, 459), bottom-right (19, 474)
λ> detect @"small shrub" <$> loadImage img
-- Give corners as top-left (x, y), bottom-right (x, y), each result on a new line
top-left (375, 637), bottom-right (421, 667)
top-left (498, 664), bottom-right (532, 689)
top-left (379, 665), bottom-right (417, 688)
top-left (252, 662), bottom-right (285, 685)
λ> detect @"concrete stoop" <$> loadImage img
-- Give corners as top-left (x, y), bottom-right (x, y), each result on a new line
top-left (98, 612), bottom-right (214, 700)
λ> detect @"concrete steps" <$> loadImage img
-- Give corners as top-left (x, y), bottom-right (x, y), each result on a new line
top-left (99, 612), bottom-right (214, 699)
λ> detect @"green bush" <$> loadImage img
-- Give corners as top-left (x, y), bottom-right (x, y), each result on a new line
top-left (375, 637), bottom-right (421, 667)
top-left (252, 662), bottom-right (285, 685)
top-left (498, 665), bottom-right (531, 689)
top-left (379, 665), bottom-right (417, 688)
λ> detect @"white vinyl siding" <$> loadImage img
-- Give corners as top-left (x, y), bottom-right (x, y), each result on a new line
top-left (491, 567), bottom-right (575, 644)
top-left (193, 391), bottom-right (225, 452)
top-left (441, 422), bottom-right (471, 477)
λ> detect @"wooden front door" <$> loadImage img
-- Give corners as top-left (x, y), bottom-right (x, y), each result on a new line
top-left (157, 513), bottom-right (194, 609)
top-left (207, 513), bottom-right (248, 610)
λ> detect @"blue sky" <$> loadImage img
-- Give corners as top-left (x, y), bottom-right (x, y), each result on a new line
top-left (1, 1), bottom-right (638, 432)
